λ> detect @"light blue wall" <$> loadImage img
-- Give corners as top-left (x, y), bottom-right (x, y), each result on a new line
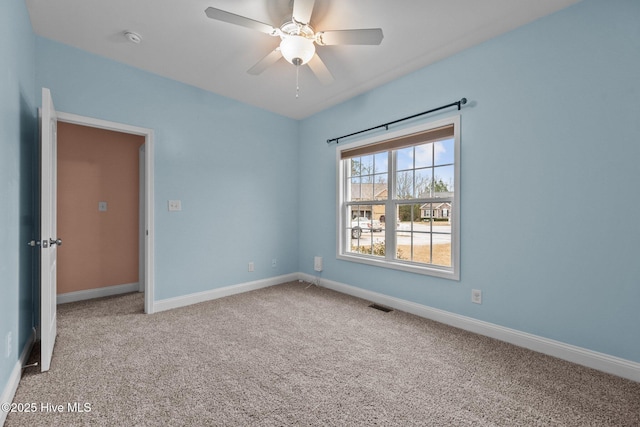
top-left (0, 0), bottom-right (37, 394)
top-left (298, 0), bottom-right (640, 363)
top-left (35, 38), bottom-right (300, 300)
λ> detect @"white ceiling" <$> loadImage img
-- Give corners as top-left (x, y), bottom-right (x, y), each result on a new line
top-left (25, 0), bottom-right (580, 120)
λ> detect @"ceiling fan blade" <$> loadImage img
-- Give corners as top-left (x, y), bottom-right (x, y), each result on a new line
top-left (307, 54), bottom-right (334, 85)
top-left (247, 48), bottom-right (283, 75)
top-left (205, 7), bottom-right (278, 36)
top-left (317, 29), bottom-right (384, 46)
top-left (292, 0), bottom-right (315, 24)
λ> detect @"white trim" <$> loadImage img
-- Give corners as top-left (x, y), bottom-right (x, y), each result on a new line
top-left (138, 146), bottom-right (145, 294)
top-left (57, 283), bottom-right (140, 305)
top-left (299, 273), bottom-right (640, 383)
top-left (144, 131), bottom-right (155, 314)
top-left (0, 329), bottom-right (36, 426)
top-left (55, 111), bottom-right (155, 314)
top-left (57, 112), bottom-right (151, 137)
top-left (153, 273), bottom-right (299, 313)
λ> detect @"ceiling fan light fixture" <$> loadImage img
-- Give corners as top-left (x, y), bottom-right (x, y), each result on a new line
top-left (280, 35), bottom-right (315, 66)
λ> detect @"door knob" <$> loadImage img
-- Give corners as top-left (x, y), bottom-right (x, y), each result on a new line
top-left (49, 238), bottom-right (63, 246)
top-left (27, 240), bottom-right (41, 247)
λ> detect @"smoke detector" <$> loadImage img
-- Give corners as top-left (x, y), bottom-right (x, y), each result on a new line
top-left (124, 31), bottom-right (142, 44)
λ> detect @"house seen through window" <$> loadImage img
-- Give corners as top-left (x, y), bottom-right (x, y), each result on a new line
top-left (337, 116), bottom-right (460, 279)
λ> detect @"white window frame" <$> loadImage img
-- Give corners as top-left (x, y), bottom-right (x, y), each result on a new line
top-left (336, 115), bottom-right (460, 280)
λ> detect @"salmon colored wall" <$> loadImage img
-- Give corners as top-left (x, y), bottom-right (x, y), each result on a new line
top-left (57, 122), bottom-right (144, 294)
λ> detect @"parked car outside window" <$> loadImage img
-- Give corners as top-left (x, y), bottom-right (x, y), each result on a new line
top-left (351, 216), bottom-right (382, 238)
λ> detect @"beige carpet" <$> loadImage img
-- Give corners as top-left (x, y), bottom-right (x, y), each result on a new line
top-left (6, 281), bottom-right (640, 426)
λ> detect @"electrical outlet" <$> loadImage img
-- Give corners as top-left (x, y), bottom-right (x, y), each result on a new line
top-left (168, 200), bottom-right (182, 211)
top-left (471, 289), bottom-right (482, 304)
top-left (271, 259), bottom-right (277, 268)
top-left (314, 256), bottom-right (323, 272)
top-left (248, 262), bottom-right (254, 272)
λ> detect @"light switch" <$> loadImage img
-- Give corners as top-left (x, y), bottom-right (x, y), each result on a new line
top-left (168, 200), bottom-right (182, 211)
top-left (98, 201), bottom-right (108, 212)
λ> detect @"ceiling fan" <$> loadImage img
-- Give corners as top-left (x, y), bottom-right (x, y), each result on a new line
top-left (204, 0), bottom-right (383, 88)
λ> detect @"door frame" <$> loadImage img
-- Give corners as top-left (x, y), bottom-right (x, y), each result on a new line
top-left (56, 111), bottom-right (156, 314)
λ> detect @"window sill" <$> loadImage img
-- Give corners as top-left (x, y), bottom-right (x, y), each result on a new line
top-left (337, 253), bottom-right (459, 281)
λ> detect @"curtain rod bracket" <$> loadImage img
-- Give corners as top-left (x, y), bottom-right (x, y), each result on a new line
top-left (326, 97), bottom-right (467, 144)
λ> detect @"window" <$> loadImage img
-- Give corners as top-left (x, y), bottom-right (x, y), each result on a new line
top-left (337, 116), bottom-right (460, 279)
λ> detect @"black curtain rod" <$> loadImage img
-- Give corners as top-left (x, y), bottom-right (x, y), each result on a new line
top-left (326, 97), bottom-right (467, 144)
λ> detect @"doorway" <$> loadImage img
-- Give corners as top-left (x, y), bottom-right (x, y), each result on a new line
top-left (56, 112), bottom-right (155, 314)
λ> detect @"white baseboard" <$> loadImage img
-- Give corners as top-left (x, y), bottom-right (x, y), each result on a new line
top-left (299, 273), bottom-right (640, 383)
top-left (0, 328), bottom-right (36, 426)
top-left (153, 273), bottom-right (299, 313)
top-left (57, 282), bottom-right (140, 305)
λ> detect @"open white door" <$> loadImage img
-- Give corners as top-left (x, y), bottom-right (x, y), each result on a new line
top-left (40, 88), bottom-right (59, 372)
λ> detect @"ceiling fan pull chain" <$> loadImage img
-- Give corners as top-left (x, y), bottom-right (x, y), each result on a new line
top-left (296, 65), bottom-right (300, 99)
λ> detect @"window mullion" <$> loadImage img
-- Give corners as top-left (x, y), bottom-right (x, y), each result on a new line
top-left (386, 149), bottom-right (395, 261)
